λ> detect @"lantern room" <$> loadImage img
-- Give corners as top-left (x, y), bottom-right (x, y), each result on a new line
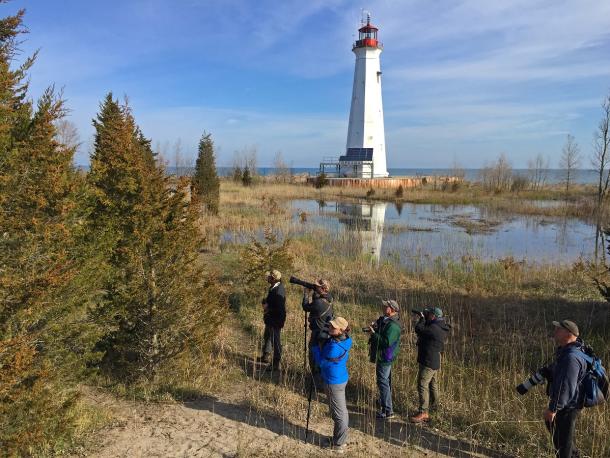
top-left (354, 15), bottom-right (381, 49)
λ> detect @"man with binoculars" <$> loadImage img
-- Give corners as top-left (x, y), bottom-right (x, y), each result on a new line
top-left (367, 299), bottom-right (402, 419)
top-left (410, 306), bottom-right (450, 423)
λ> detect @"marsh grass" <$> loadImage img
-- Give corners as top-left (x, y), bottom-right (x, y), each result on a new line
top-left (200, 181), bottom-right (610, 458)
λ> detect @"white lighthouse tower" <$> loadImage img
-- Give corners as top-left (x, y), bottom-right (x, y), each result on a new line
top-left (339, 13), bottom-right (388, 178)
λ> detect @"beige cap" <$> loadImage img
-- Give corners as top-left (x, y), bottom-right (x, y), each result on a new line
top-left (265, 270), bottom-right (282, 281)
top-left (330, 316), bottom-right (349, 332)
top-left (317, 279), bottom-right (330, 290)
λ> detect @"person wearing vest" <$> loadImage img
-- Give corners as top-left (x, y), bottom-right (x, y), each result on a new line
top-left (311, 316), bottom-right (352, 454)
top-left (410, 306), bottom-right (450, 423)
top-left (544, 320), bottom-right (587, 458)
top-left (260, 270), bottom-right (286, 372)
top-left (302, 279), bottom-right (334, 385)
top-left (368, 299), bottom-right (401, 419)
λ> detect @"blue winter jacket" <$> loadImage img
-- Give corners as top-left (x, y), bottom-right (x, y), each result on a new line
top-left (548, 341), bottom-right (588, 411)
top-left (312, 335), bottom-right (352, 385)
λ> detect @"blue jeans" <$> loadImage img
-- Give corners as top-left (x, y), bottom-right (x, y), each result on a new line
top-left (376, 363), bottom-right (393, 414)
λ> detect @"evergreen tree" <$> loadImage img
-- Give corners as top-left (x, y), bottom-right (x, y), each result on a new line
top-left (242, 166), bottom-right (252, 186)
top-left (192, 131), bottom-right (220, 214)
top-left (0, 7), bottom-right (87, 453)
top-left (86, 95), bottom-right (225, 382)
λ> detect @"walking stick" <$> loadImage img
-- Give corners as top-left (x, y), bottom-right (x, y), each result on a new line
top-left (303, 311), bottom-right (308, 373)
top-left (305, 373), bottom-right (314, 443)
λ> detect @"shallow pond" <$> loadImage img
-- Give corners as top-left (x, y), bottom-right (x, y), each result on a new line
top-left (290, 199), bottom-right (597, 268)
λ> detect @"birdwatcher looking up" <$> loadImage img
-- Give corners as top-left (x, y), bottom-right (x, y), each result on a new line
top-left (410, 306), bottom-right (450, 424)
top-left (368, 299), bottom-right (401, 420)
top-left (258, 270), bottom-right (286, 373)
top-left (302, 279), bottom-right (334, 386)
top-left (311, 316), bottom-right (352, 454)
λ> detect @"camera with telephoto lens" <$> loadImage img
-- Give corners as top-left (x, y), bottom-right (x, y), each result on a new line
top-left (516, 366), bottom-right (552, 395)
top-left (289, 276), bottom-right (318, 290)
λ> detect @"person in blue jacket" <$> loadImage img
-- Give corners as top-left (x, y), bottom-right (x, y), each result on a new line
top-left (311, 316), bottom-right (352, 454)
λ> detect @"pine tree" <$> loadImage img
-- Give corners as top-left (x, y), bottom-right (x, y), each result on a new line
top-left (192, 131), bottom-right (220, 214)
top-left (242, 166), bottom-right (252, 186)
top-left (86, 95), bottom-right (225, 382)
top-left (0, 7), bottom-right (87, 453)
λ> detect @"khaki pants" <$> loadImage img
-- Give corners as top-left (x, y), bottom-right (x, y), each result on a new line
top-left (417, 364), bottom-right (439, 413)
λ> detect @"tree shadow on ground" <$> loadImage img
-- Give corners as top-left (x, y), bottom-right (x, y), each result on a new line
top-left (220, 350), bottom-right (514, 458)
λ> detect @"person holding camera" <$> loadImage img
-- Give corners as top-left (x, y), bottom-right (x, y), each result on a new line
top-left (544, 320), bottom-right (587, 458)
top-left (410, 306), bottom-right (449, 423)
top-left (259, 270), bottom-right (286, 372)
top-left (311, 316), bottom-right (352, 453)
top-left (302, 279), bottom-right (334, 379)
top-left (368, 299), bottom-right (401, 420)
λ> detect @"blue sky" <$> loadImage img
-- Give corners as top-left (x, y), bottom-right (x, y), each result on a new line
top-left (12, 0), bottom-right (610, 167)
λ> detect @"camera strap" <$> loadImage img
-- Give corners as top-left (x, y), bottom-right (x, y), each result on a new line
top-left (324, 342), bottom-right (349, 363)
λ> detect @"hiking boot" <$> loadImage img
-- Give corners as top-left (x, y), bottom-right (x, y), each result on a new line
top-left (323, 440), bottom-right (346, 454)
top-left (331, 444), bottom-right (346, 454)
top-left (256, 354), bottom-right (270, 364)
top-left (376, 411), bottom-right (395, 420)
top-left (265, 362), bottom-right (281, 372)
top-left (409, 412), bottom-right (430, 423)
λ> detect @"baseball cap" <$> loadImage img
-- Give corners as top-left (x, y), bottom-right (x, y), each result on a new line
top-left (265, 270), bottom-right (282, 281)
top-left (424, 306), bottom-right (443, 318)
top-left (382, 299), bottom-right (400, 312)
top-left (552, 320), bottom-right (579, 337)
top-left (330, 316), bottom-right (349, 331)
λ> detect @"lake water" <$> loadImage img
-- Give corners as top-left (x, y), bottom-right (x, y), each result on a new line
top-left (290, 199), bottom-right (597, 268)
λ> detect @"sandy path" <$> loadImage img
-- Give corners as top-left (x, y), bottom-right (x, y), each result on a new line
top-left (80, 388), bottom-right (438, 458)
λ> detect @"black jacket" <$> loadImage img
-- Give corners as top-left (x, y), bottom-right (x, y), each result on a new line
top-left (263, 282), bottom-right (286, 328)
top-left (302, 292), bottom-right (334, 331)
top-left (415, 318), bottom-right (450, 370)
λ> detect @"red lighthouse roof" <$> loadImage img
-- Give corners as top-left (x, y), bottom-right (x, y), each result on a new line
top-left (354, 15), bottom-right (382, 49)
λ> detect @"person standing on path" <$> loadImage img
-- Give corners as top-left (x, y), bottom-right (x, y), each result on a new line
top-left (311, 316), bottom-right (352, 454)
top-left (368, 299), bottom-right (402, 419)
top-left (410, 306), bottom-right (450, 423)
top-left (544, 320), bottom-right (587, 458)
top-left (259, 270), bottom-right (286, 372)
top-left (302, 279), bottom-right (334, 384)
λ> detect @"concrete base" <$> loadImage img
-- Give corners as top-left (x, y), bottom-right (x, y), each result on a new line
top-left (307, 176), bottom-right (457, 189)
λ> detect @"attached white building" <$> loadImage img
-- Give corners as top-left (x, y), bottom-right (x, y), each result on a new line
top-left (339, 15), bottom-right (388, 178)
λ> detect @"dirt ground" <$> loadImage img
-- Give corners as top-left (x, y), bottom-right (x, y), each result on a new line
top-left (77, 386), bottom-right (445, 458)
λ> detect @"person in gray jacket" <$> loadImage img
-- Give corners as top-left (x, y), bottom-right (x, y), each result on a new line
top-left (544, 320), bottom-right (587, 458)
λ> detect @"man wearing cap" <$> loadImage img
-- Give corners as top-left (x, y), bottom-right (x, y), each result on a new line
top-left (410, 306), bottom-right (450, 423)
top-left (368, 299), bottom-right (401, 419)
top-left (302, 279), bottom-right (334, 382)
top-left (544, 320), bottom-right (587, 458)
top-left (260, 270), bottom-right (286, 371)
top-left (311, 316), bottom-right (352, 453)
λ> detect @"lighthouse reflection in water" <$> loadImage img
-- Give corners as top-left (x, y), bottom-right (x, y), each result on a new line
top-left (319, 201), bottom-right (387, 265)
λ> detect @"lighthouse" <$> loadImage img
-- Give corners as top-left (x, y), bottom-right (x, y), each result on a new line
top-left (339, 14), bottom-right (388, 178)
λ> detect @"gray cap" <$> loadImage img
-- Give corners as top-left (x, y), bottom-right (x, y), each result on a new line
top-left (552, 320), bottom-right (579, 337)
top-left (382, 299), bottom-right (400, 312)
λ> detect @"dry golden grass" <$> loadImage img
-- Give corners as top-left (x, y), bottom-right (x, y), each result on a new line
top-left (197, 180), bottom-right (610, 458)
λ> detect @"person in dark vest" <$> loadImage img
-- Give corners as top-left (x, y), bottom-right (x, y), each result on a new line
top-left (259, 270), bottom-right (286, 372)
top-left (368, 299), bottom-right (401, 419)
top-left (410, 306), bottom-right (450, 423)
top-left (544, 320), bottom-right (587, 458)
top-left (302, 279), bottom-right (334, 385)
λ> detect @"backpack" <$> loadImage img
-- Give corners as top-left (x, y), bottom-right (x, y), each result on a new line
top-left (578, 349), bottom-right (609, 408)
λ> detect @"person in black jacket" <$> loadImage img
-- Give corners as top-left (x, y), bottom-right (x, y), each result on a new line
top-left (260, 270), bottom-right (286, 371)
top-left (302, 279), bottom-right (334, 384)
top-left (410, 306), bottom-right (450, 423)
top-left (544, 320), bottom-right (587, 458)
